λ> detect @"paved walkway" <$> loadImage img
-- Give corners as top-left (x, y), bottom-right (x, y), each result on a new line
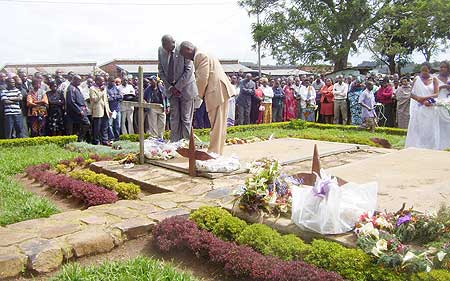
top-left (0, 148), bottom-right (385, 279)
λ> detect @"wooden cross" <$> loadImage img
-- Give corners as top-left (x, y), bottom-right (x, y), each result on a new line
top-left (122, 66), bottom-right (162, 165)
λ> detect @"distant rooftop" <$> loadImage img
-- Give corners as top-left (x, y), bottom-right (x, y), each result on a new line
top-left (0, 62), bottom-right (103, 75)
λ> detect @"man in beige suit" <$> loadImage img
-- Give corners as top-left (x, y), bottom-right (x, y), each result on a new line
top-left (179, 41), bottom-right (235, 155)
top-left (90, 76), bottom-right (112, 145)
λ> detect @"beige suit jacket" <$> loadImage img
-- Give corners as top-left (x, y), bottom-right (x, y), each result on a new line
top-left (194, 51), bottom-right (235, 112)
top-left (89, 86), bottom-right (112, 118)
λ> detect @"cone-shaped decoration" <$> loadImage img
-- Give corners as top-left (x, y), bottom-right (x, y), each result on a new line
top-left (311, 144), bottom-right (321, 174)
top-left (188, 127), bottom-right (197, 177)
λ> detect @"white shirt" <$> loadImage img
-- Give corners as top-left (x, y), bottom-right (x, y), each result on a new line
top-left (299, 85), bottom-right (316, 108)
top-left (333, 82), bottom-right (349, 100)
top-left (118, 84), bottom-right (136, 112)
top-left (261, 85), bottom-right (274, 103)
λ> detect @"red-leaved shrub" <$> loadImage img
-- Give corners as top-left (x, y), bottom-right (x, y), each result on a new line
top-left (26, 164), bottom-right (118, 206)
top-left (153, 216), bottom-right (343, 281)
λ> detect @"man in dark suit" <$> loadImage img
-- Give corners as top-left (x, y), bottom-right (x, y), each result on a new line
top-left (158, 34), bottom-right (198, 141)
top-left (66, 75), bottom-right (90, 141)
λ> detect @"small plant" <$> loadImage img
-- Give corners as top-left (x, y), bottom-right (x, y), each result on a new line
top-left (26, 164), bottom-right (118, 206)
top-left (51, 256), bottom-right (198, 281)
top-left (189, 206), bottom-right (232, 231)
top-left (69, 169), bottom-right (140, 200)
top-left (153, 216), bottom-right (343, 281)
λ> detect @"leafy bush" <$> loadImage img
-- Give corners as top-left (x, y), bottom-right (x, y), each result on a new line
top-left (69, 169), bottom-right (140, 200)
top-left (153, 216), bottom-right (344, 281)
top-left (26, 164), bottom-right (118, 206)
top-left (236, 223), bottom-right (311, 260)
top-left (190, 207), bottom-right (405, 281)
top-left (304, 239), bottom-right (374, 281)
top-left (189, 206), bottom-right (232, 231)
top-left (51, 256), bottom-right (198, 281)
top-left (411, 270), bottom-right (450, 281)
top-left (211, 215), bottom-right (247, 241)
top-left (0, 135), bottom-right (77, 148)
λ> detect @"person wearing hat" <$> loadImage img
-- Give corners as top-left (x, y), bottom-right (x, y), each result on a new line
top-left (179, 41), bottom-right (236, 155)
top-left (143, 75), bottom-right (167, 139)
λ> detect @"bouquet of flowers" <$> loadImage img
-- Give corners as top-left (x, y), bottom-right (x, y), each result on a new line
top-left (354, 206), bottom-right (450, 273)
top-left (143, 138), bottom-right (178, 160)
top-left (236, 159), bottom-right (302, 216)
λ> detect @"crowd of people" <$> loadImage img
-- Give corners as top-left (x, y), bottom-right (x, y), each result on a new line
top-left (224, 69), bottom-right (423, 132)
top-left (1, 60), bottom-right (449, 150)
top-left (0, 70), bottom-right (168, 144)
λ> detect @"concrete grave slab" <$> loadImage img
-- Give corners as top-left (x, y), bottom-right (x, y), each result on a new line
top-left (328, 148), bottom-right (450, 212)
top-left (148, 138), bottom-right (366, 178)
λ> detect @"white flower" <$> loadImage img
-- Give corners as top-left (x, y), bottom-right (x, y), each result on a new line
top-left (375, 217), bottom-right (393, 229)
top-left (360, 222), bottom-right (380, 239)
top-left (376, 239), bottom-right (388, 251)
top-left (437, 251), bottom-right (447, 262)
top-left (403, 251), bottom-right (417, 263)
top-left (371, 239), bottom-right (388, 257)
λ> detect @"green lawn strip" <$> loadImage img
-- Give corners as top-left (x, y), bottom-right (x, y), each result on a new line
top-left (224, 127), bottom-right (406, 149)
top-left (0, 144), bottom-right (81, 226)
top-left (65, 141), bottom-right (139, 157)
top-left (51, 256), bottom-right (199, 281)
top-left (120, 121), bottom-right (406, 149)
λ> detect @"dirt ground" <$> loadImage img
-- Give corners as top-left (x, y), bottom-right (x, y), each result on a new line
top-left (16, 174), bottom-right (83, 212)
top-left (15, 235), bottom-right (237, 281)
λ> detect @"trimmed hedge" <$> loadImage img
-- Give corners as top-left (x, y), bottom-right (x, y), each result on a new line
top-left (0, 135), bottom-right (77, 148)
top-left (69, 169), bottom-right (140, 200)
top-left (26, 164), bottom-right (118, 206)
top-left (190, 207), bottom-right (405, 281)
top-left (153, 216), bottom-right (344, 281)
top-left (120, 120), bottom-right (406, 142)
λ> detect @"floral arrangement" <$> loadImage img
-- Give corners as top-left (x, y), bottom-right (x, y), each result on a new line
top-left (354, 205), bottom-right (450, 273)
top-left (143, 138), bottom-right (178, 160)
top-left (436, 98), bottom-right (450, 116)
top-left (236, 159), bottom-right (302, 216)
top-left (226, 136), bottom-right (265, 145)
top-left (153, 216), bottom-right (343, 281)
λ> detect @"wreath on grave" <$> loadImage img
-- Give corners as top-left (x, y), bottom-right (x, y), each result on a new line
top-left (354, 205), bottom-right (450, 273)
top-left (235, 158), bottom-right (300, 216)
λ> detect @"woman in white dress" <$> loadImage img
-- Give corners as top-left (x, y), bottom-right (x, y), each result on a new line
top-left (405, 62), bottom-right (440, 149)
top-left (436, 61), bottom-right (450, 150)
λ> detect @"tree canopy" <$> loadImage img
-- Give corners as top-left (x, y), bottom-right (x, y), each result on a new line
top-left (240, 0), bottom-right (450, 73)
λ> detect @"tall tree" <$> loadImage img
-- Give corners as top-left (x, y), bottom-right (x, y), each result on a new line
top-left (363, 1), bottom-right (414, 74)
top-left (398, 0), bottom-right (450, 62)
top-left (239, 0), bottom-right (389, 71)
top-left (365, 0), bottom-right (450, 74)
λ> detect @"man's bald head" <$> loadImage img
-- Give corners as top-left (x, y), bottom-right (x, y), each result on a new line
top-left (161, 34), bottom-right (175, 53)
top-left (71, 75), bottom-right (82, 87)
top-left (179, 41), bottom-right (196, 60)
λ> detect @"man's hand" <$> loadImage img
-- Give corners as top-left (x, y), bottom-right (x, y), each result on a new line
top-left (79, 111), bottom-right (85, 117)
top-left (170, 87), bottom-right (181, 97)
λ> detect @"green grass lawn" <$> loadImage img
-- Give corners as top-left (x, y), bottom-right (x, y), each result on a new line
top-left (51, 256), bottom-right (198, 281)
top-left (197, 125), bottom-right (406, 149)
top-left (0, 144), bottom-right (80, 226)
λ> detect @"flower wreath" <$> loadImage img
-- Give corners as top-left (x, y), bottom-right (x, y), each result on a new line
top-left (355, 206), bottom-right (450, 273)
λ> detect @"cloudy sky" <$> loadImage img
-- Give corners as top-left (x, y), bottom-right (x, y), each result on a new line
top-left (1, 0), bottom-right (449, 68)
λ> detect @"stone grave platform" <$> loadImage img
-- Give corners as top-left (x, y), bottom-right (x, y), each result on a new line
top-left (147, 138), bottom-right (367, 178)
top-left (328, 147), bottom-right (450, 212)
